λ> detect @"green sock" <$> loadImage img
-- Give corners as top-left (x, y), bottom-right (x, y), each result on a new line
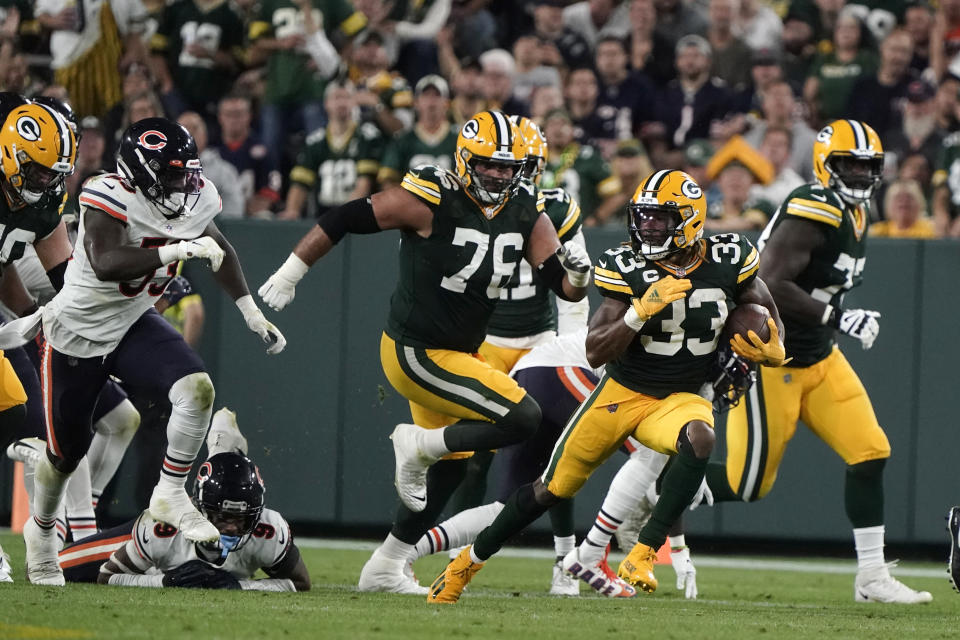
top-left (845, 459), bottom-right (885, 528)
top-left (638, 449), bottom-right (708, 550)
top-left (474, 483), bottom-right (547, 561)
top-left (706, 461), bottom-right (742, 502)
top-left (548, 498), bottom-right (574, 538)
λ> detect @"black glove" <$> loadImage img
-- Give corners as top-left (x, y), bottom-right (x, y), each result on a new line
top-left (162, 560), bottom-right (242, 590)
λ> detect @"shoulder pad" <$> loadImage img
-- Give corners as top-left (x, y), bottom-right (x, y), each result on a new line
top-left (594, 245), bottom-right (640, 298)
top-left (542, 188), bottom-right (581, 240)
top-left (304, 128), bottom-right (326, 146)
top-left (401, 165), bottom-right (454, 206)
top-left (79, 174), bottom-right (133, 222)
top-left (782, 184), bottom-right (844, 228)
top-left (252, 509), bottom-right (293, 565)
top-left (131, 510), bottom-right (179, 564)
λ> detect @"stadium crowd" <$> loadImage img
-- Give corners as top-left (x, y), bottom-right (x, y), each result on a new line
top-left (1, 0), bottom-right (959, 237)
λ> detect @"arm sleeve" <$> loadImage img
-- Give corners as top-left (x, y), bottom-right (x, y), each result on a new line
top-left (239, 578), bottom-right (297, 592)
top-left (107, 573), bottom-right (165, 588)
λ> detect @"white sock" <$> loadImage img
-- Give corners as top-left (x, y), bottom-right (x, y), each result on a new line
top-left (668, 534), bottom-right (686, 550)
top-left (554, 534), bottom-right (575, 560)
top-left (33, 457), bottom-right (69, 530)
top-left (582, 452), bottom-right (666, 562)
top-left (379, 533), bottom-right (415, 562)
top-left (418, 426), bottom-right (451, 459)
top-left (413, 501), bottom-right (504, 560)
top-left (854, 525), bottom-right (886, 572)
top-left (87, 399), bottom-right (140, 495)
top-left (64, 457), bottom-right (96, 540)
top-left (157, 373), bottom-right (214, 492)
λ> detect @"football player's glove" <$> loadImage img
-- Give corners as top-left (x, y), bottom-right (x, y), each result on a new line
top-left (559, 241), bottom-right (591, 288)
top-left (835, 308), bottom-right (880, 350)
top-left (730, 318), bottom-right (788, 367)
top-left (624, 275), bottom-right (691, 330)
top-left (236, 295), bottom-right (286, 355)
top-left (162, 559), bottom-right (241, 589)
top-left (669, 546), bottom-right (697, 600)
top-left (158, 237), bottom-right (224, 272)
top-left (258, 253), bottom-right (310, 311)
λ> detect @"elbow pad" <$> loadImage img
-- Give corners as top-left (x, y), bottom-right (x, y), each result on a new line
top-left (537, 253), bottom-right (578, 302)
top-left (316, 197), bottom-right (380, 244)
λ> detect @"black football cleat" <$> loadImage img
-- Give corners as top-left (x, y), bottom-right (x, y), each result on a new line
top-left (948, 507), bottom-right (960, 592)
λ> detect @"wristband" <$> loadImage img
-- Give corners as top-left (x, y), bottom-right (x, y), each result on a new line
top-left (822, 304), bottom-right (839, 328)
top-left (623, 305), bottom-right (645, 332)
top-left (157, 243), bottom-right (180, 265)
top-left (275, 253), bottom-right (310, 282)
top-left (235, 294), bottom-right (258, 316)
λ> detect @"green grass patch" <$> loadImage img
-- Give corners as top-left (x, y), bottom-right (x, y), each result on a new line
top-left (0, 533), bottom-right (956, 639)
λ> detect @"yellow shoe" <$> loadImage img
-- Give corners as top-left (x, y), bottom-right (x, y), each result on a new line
top-left (427, 546), bottom-right (485, 604)
top-left (617, 542), bottom-right (658, 593)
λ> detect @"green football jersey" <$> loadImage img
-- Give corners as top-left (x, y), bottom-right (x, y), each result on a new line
top-left (289, 121), bottom-right (384, 209)
top-left (151, 0), bottom-right (244, 109)
top-left (934, 130), bottom-right (960, 218)
top-left (486, 187), bottom-right (582, 338)
top-left (594, 234), bottom-right (760, 398)
top-left (756, 183), bottom-right (869, 367)
top-left (377, 124), bottom-right (459, 184)
top-left (250, 0), bottom-right (366, 104)
top-left (0, 191), bottom-right (64, 265)
top-left (385, 165), bottom-right (545, 352)
top-left (540, 143), bottom-right (620, 221)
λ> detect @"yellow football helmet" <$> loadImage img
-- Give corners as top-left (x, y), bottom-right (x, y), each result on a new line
top-left (456, 110), bottom-right (528, 206)
top-left (0, 102), bottom-right (76, 206)
top-left (628, 169), bottom-right (706, 260)
top-left (509, 114), bottom-right (548, 185)
top-left (813, 119), bottom-right (883, 204)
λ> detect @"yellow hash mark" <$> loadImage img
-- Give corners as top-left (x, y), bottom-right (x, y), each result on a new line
top-left (0, 623), bottom-right (93, 639)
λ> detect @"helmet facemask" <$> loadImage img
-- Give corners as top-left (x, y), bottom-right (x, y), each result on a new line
top-left (521, 154), bottom-right (545, 185)
top-left (825, 153), bottom-right (883, 204)
top-left (629, 202), bottom-right (691, 260)
top-left (15, 154), bottom-right (71, 204)
top-left (463, 151), bottom-right (527, 206)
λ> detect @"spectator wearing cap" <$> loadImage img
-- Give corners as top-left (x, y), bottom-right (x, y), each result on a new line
top-left (653, 0), bottom-right (708, 50)
top-left (846, 28), bottom-right (916, 142)
top-left (377, 75), bottom-right (457, 187)
top-left (595, 35), bottom-right (655, 144)
top-left (563, 0), bottom-right (631, 51)
top-left (215, 92), bottom-right (282, 218)
top-left (541, 108), bottom-right (622, 225)
top-left (738, 0), bottom-right (782, 51)
top-left (654, 34), bottom-right (737, 154)
top-left (884, 79), bottom-right (945, 172)
top-left (479, 48), bottom-right (530, 117)
top-left (707, 0), bottom-right (753, 93)
top-left (743, 80), bottom-right (816, 181)
top-left (803, 9), bottom-right (876, 127)
top-left (512, 32), bottom-right (562, 106)
top-left (626, 0), bottom-right (676, 87)
top-left (280, 80), bottom-right (384, 219)
top-left (750, 125), bottom-right (804, 206)
top-left (903, 1), bottom-right (933, 75)
top-left (872, 179), bottom-right (937, 238)
top-left (704, 135), bottom-right (776, 232)
top-left (348, 29), bottom-right (414, 136)
top-left (604, 138), bottom-right (654, 225)
top-left (177, 110), bottom-right (246, 218)
top-left (532, 0), bottom-right (592, 70)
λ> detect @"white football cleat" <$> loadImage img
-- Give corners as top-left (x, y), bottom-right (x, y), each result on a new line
top-left (206, 407), bottom-right (248, 457)
top-left (390, 423), bottom-right (437, 513)
top-left (24, 518), bottom-right (64, 586)
top-left (0, 543), bottom-right (12, 583)
top-left (6, 437), bottom-right (46, 468)
top-left (562, 547), bottom-right (636, 598)
top-left (148, 485), bottom-right (219, 542)
top-left (854, 563), bottom-right (932, 604)
top-left (358, 548), bottom-right (429, 595)
top-left (550, 560), bottom-right (580, 596)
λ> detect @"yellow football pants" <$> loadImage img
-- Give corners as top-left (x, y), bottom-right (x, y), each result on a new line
top-left (542, 373), bottom-right (713, 498)
top-left (0, 351), bottom-right (26, 411)
top-left (723, 345), bottom-right (891, 501)
top-left (477, 342), bottom-right (531, 375)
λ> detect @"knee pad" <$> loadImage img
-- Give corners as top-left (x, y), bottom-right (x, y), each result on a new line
top-left (502, 395), bottom-right (542, 441)
top-left (678, 421), bottom-right (714, 459)
top-left (168, 372), bottom-right (215, 414)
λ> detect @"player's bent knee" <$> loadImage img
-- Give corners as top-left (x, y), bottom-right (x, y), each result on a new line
top-left (530, 479), bottom-right (561, 508)
top-left (96, 399), bottom-right (141, 436)
top-left (679, 421), bottom-right (714, 458)
top-left (168, 372), bottom-right (215, 413)
top-left (44, 448), bottom-right (77, 475)
top-left (499, 395), bottom-right (542, 444)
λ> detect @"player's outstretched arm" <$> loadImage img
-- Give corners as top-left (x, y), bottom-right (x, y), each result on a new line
top-left (259, 188), bottom-right (433, 311)
top-left (257, 543), bottom-right (311, 592)
top-left (525, 213), bottom-right (591, 303)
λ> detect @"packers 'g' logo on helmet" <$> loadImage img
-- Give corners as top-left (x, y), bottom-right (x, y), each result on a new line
top-left (508, 115), bottom-right (548, 185)
top-left (628, 169), bottom-right (706, 260)
top-left (813, 119), bottom-right (883, 204)
top-left (455, 111), bottom-right (528, 207)
top-left (0, 103), bottom-right (76, 207)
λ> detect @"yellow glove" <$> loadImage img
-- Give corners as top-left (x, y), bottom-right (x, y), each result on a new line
top-left (633, 276), bottom-right (691, 319)
top-left (729, 318), bottom-right (791, 367)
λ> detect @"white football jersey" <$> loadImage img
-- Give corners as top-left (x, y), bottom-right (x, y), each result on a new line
top-left (43, 173), bottom-right (221, 357)
top-left (510, 328), bottom-right (603, 379)
top-left (124, 508), bottom-right (293, 578)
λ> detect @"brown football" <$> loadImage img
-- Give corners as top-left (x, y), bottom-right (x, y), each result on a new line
top-left (723, 303), bottom-right (771, 344)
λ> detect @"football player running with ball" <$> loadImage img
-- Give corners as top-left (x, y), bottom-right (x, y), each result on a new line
top-left (426, 169), bottom-right (787, 603)
top-left (260, 111), bottom-right (590, 590)
top-left (704, 120), bottom-right (932, 604)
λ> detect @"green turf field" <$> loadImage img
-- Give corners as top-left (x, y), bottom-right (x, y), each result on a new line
top-left (0, 532), bottom-right (955, 639)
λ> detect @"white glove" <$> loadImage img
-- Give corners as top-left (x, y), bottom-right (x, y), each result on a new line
top-left (689, 477), bottom-right (714, 511)
top-left (236, 295), bottom-right (286, 355)
top-left (837, 308), bottom-right (881, 350)
top-left (158, 236), bottom-right (224, 272)
top-left (559, 241), bottom-right (591, 288)
top-left (670, 546), bottom-right (698, 599)
top-left (258, 254), bottom-right (309, 312)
